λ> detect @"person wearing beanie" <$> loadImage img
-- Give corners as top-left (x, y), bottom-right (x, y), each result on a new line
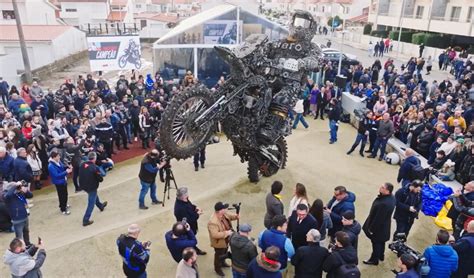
top-left (246, 246), bottom-right (282, 278)
top-left (229, 223), bottom-right (258, 277)
top-left (340, 211), bottom-right (361, 252)
top-left (207, 201), bottom-right (238, 276)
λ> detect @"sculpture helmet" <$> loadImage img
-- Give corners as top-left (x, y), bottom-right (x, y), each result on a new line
top-left (289, 10), bottom-right (316, 41)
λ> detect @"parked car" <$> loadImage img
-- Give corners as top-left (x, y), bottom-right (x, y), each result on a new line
top-left (320, 51), bottom-right (360, 66)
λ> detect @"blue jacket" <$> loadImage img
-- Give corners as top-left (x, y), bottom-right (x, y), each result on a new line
top-left (258, 229), bottom-right (295, 269)
top-left (13, 157), bottom-right (33, 183)
top-left (48, 160), bottom-right (68, 185)
top-left (164, 230), bottom-right (197, 263)
top-left (327, 191), bottom-right (356, 235)
top-left (0, 153), bottom-right (14, 181)
top-left (397, 155), bottom-right (421, 183)
top-left (423, 245), bottom-right (458, 278)
top-left (7, 98), bottom-right (25, 115)
top-left (3, 185), bottom-right (33, 222)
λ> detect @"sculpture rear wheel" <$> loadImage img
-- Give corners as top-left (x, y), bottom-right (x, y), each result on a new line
top-left (160, 85), bottom-right (215, 159)
top-left (247, 138), bottom-right (288, 183)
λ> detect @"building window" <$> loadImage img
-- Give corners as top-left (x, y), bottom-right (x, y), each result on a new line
top-left (136, 4), bottom-right (142, 9)
top-left (345, 7), bottom-right (350, 14)
top-left (65, 8), bottom-right (77, 12)
top-left (322, 6), bottom-right (325, 12)
top-left (2, 10), bottom-right (15, 19)
top-left (450, 6), bottom-right (461, 21)
top-left (415, 6), bottom-right (424, 19)
top-left (468, 7), bottom-right (474, 22)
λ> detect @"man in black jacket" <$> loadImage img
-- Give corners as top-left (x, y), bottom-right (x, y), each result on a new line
top-left (291, 229), bottom-right (328, 278)
top-left (328, 98), bottom-right (341, 144)
top-left (452, 220), bottom-right (474, 278)
top-left (174, 187), bottom-right (206, 255)
top-left (79, 152), bottom-right (107, 226)
top-left (287, 204), bottom-right (319, 250)
top-left (393, 180), bottom-right (422, 239)
top-left (347, 110), bottom-right (372, 157)
top-left (117, 224), bottom-right (151, 278)
top-left (138, 150), bottom-right (166, 210)
top-left (322, 231), bottom-right (358, 278)
top-left (341, 211), bottom-right (361, 251)
top-left (95, 117), bottom-right (114, 158)
top-left (362, 182), bottom-right (396, 265)
top-left (229, 223), bottom-right (258, 277)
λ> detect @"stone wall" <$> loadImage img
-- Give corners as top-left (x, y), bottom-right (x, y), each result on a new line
top-left (30, 50), bottom-right (88, 82)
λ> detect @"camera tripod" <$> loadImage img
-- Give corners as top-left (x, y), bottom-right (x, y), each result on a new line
top-left (161, 168), bottom-right (178, 207)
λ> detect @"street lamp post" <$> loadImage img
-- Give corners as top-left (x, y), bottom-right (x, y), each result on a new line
top-left (396, 0), bottom-right (406, 59)
top-left (12, 0), bottom-right (32, 84)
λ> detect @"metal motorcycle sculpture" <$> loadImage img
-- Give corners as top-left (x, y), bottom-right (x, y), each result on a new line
top-left (159, 10), bottom-right (320, 182)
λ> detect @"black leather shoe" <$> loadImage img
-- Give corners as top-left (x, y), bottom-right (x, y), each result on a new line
top-left (152, 200), bottom-right (162, 205)
top-left (139, 205), bottom-right (149, 210)
top-left (367, 155), bottom-right (376, 158)
top-left (100, 201), bottom-right (108, 212)
top-left (83, 220), bottom-right (94, 227)
top-left (363, 260), bottom-right (379, 266)
top-left (196, 248), bottom-right (207, 255)
top-left (215, 269), bottom-right (225, 277)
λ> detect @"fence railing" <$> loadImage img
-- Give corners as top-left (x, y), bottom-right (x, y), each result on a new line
top-left (79, 23), bottom-right (141, 36)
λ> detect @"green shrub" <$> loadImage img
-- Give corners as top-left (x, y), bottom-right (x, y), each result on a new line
top-left (425, 34), bottom-right (451, 49)
top-left (389, 31), bottom-right (414, 43)
top-left (363, 24), bottom-right (372, 35)
top-left (370, 30), bottom-right (389, 38)
top-left (327, 16), bottom-right (342, 27)
top-left (411, 33), bottom-right (428, 45)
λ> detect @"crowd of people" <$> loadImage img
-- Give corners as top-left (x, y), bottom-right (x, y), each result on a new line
top-left (0, 34), bottom-right (473, 277)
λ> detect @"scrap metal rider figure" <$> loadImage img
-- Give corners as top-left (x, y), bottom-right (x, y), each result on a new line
top-left (257, 10), bottom-right (320, 144)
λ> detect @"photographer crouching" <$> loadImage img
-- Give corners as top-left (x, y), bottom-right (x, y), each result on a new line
top-left (208, 202), bottom-right (239, 277)
top-left (137, 149), bottom-right (166, 209)
top-left (3, 181), bottom-right (33, 246)
top-left (117, 224), bottom-right (151, 278)
top-left (165, 220), bottom-right (198, 263)
top-left (4, 237), bottom-right (46, 278)
top-left (174, 187), bottom-right (206, 255)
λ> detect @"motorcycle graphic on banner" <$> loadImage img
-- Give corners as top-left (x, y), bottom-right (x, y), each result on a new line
top-left (87, 35), bottom-right (141, 71)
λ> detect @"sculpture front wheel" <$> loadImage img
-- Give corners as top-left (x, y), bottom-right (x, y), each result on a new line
top-left (160, 85), bottom-right (215, 159)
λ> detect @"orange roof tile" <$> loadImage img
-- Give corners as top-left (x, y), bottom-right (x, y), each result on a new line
top-left (0, 25), bottom-right (73, 41)
top-left (107, 11), bottom-right (127, 21)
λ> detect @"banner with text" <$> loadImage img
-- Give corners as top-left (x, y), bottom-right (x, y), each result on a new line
top-left (87, 35), bottom-right (141, 71)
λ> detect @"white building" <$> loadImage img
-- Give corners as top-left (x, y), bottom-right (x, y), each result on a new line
top-left (309, 0), bottom-right (370, 27)
top-left (58, 0), bottom-right (111, 27)
top-left (0, 25), bottom-right (87, 85)
top-left (108, 0), bottom-right (134, 23)
top-left (134, 12), bottom-right (179, 38)
top-left (369, 0), bottom-right (474, 37)
top-left (0, 0), bottom-right (62, 25)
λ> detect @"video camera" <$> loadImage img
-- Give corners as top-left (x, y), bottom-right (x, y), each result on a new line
top-left (389, 233), bottom-right (430, 275)
top-left (228, 202), bottom-right (241, 214)
top-left (17, 180), bottom-right (29, 190)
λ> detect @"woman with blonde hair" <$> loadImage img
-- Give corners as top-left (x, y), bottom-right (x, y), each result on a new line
top-left (288, 183), bottom-right (309, 216)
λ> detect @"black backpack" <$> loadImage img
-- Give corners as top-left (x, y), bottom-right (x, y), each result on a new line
top-left (333, 252), bottom-right (361, 278)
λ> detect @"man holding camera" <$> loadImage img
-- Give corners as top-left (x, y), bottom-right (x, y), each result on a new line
top-left (138, 149), bottom-right (166, 210)
top-left (174, 187), bottom-right (206, 255)
top-left (4, 238), bottom-right (46, 278)
top-left (3, 181), bottom-right (33, 246)
top-left (165, 221), bottom-right (198, 263)
top-left (117, 224), bottom-right (151, 278)
top-left (207, 202), bottom-right (239, 277)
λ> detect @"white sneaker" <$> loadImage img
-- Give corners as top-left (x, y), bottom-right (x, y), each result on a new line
top-left (62, 210), bottom-right (71, 215)
top-left (66, 204), bottom-right (71, 209)
top-left (134, 137), bottom-right (138, 142)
